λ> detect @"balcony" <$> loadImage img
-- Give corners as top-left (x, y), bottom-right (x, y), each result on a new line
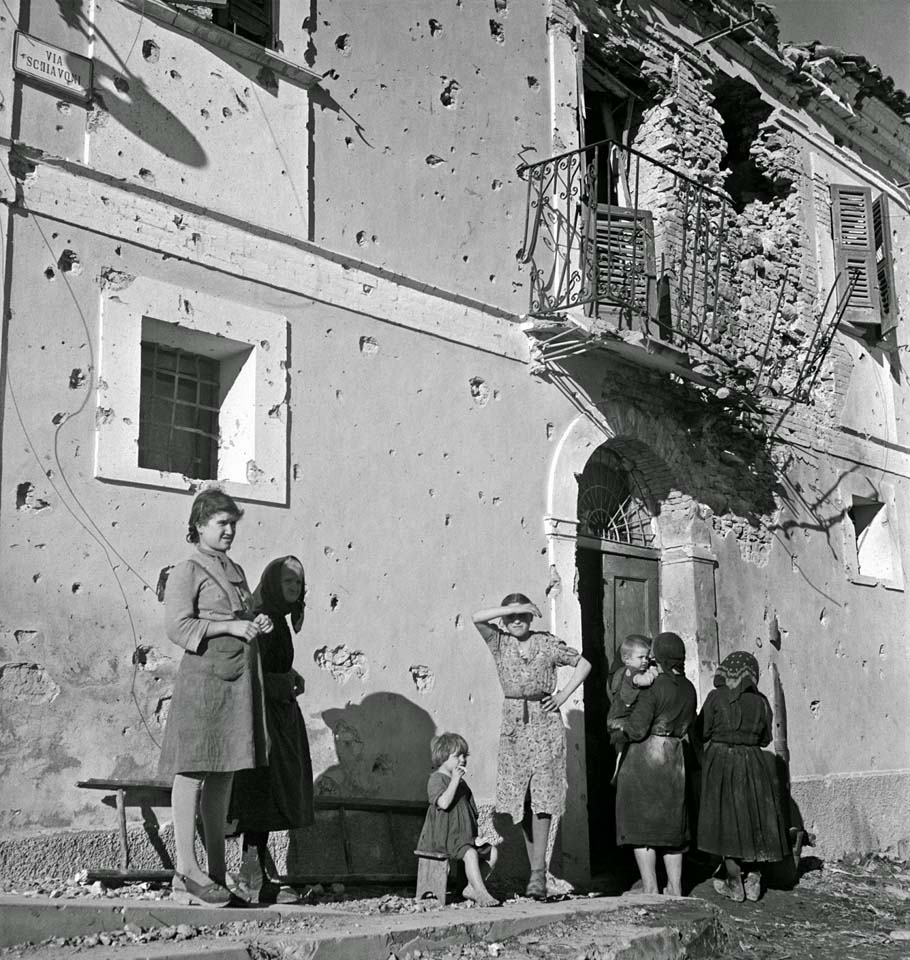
top-left (517, 140), bottom-right (852, 405)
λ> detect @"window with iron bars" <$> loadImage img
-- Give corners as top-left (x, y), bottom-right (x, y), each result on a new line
top-left (138, 342), bottom-right (220, 480)
top-left (214, 0), bottom-right (276, 48)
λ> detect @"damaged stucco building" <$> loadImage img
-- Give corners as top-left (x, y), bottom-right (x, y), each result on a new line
top-left (0, 0), bottom-right (908, 883)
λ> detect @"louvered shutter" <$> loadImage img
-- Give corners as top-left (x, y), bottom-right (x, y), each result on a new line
top-left (595, 204), bottom-right (657, 322)
top-left (830, 184), bottom-right (881, 325)
top-left (872, 195), bottom-right (897, 336)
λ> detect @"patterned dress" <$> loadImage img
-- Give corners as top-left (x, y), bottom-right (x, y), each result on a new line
top-left (484, 629), bottom-right (581, 822)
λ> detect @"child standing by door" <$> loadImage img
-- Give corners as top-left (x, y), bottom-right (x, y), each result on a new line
top-left (472, 594), bottom-right (591, 899)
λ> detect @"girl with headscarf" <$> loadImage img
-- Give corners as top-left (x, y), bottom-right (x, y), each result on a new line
top-left (613, 632), bottom-right (697, 896)
top-left (229, 556), bottom-right (314, 903)
top-left (695, 651), bottom-right (789, 902)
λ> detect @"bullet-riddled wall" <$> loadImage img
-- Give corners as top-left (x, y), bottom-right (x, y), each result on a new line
top-left (2, 0), bottom-right (910, 882)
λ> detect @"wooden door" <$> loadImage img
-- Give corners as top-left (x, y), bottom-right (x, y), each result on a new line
top-left (578, 546), bottom-right (659, 881)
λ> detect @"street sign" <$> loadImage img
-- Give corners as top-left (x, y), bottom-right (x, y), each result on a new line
top-left (13, 31), bottom-right (93, 102)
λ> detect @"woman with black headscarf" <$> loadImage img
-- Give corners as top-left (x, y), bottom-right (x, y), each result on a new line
top-left (613, 632), bottom-right (697, 896)
top-left (229, 556), bottom-right (314, 903)
top-left (695, 652), bottom-right (789, 902)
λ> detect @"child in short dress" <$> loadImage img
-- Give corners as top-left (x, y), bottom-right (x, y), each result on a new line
top-left (472, 594), bottom-right (591, 899)
top-left (417, 732), bottom-right (499, 907)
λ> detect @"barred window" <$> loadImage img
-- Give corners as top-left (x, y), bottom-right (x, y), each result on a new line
top-left (577, 446), bottom-right (655, 547)
top-left (138, 342), bottom-right (220, 480)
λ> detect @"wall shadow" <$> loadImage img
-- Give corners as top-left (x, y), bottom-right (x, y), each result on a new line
top-left (285, 692), bottom-right (436, 878)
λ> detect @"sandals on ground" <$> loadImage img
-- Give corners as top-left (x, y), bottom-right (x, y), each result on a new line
top-left (171, 873), bottom-right (232, 906)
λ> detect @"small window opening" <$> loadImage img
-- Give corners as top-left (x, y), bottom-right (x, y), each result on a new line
top-left (711, 76), bottom-right (774, 213)
top-left (214, 0), bottom-right (275, 48)
top-left (848, 495), bottom-right (894, 581)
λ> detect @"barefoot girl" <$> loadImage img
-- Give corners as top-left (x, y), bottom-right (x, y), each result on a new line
top-left (417, 732), bottom-right (499, 907)
top-left (472, 595), bottom-right (591, 899)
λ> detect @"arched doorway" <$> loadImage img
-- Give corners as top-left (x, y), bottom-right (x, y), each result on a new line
top-left (575, 443), bottom-right (660, 880)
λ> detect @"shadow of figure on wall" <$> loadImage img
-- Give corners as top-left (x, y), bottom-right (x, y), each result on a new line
top-left (285, 693), bottom-right (436, 878)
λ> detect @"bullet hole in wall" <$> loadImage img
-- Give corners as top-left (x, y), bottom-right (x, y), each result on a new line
top-left (494, 0), bottom-right (508, 11)
top-left (156, 566), bottom-right (173, 602)
top-left (440, 79), bottom-right (460, 108)
top-left (142, 39), bottom-right (160, 62)
top-left (114, 76), bottom-right (129, 93)
top-left (469, 377), bottom-right (491, 406)
top-left (527, 76), bottom-right (540, 91)
top-left (137, 168), bottom-right (155, 184)
top-left (335, 34), bottom-right (351, 55)
top-left (769, 614), bottom-right (782, 650)
top-left (44, 267), bottom-right (55, 281)
top-left (356, 230), bottom-right (367, 246)
top-left (429, 19), bottom-right (443, 36)
top-left (57, 250), bottom-right (81, 275)
top-left (489, 20), bottom-right (505, 43)
top-left (132, 645), bottom-right (151, 666)
top-left (426, 154), bottom-right (445, 166)
top-left (409, 664), bottom-right (436, 694)
top-left (71, 583), bottom-right (81, 594)
top-left (314, 643), bottom-right (367, 683)
top-left (16, 482), bottom-right (50, 513)
top-left (359, 336), bottom-right (379, 356)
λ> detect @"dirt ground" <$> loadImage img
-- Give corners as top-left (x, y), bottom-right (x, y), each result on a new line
top-left (2, 856), bottom-right (909, 958)
top-left (420, 856), bottom-right (910, 960)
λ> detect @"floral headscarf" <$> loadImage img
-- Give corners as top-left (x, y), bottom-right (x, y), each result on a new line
top-left (714, 651), bottom-right (759, 702)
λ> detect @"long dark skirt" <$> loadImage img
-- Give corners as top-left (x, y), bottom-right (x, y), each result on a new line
top-left (616, 735), bottom-right (688, 849)
top-left (698, 742), bottom-right (790, 862)
top-left (230, 671), bottom-right (314, 832)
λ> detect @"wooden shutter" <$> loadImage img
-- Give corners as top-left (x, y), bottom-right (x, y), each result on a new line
top-left (830, 184), bottom-right (881, 325)
top-left (595, 204), bottom-right (657, 323)
top-left (872, 195), bottom-right (897, 336)
top-left (215, 0), bottom-right (274, 46)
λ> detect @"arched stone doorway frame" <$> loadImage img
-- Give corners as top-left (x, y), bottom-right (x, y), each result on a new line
top-left (545, 405), bottom-right (720, 882)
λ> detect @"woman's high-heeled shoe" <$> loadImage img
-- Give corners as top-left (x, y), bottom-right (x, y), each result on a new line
top-left (171, 873), bottom-right (232, 906)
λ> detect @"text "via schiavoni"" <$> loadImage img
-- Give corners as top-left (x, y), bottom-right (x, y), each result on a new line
top-left (13, 32), bottom-right (93, 101)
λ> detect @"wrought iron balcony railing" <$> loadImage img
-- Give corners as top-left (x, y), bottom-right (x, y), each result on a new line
top-left (517, 139), bottom-right (733, 351)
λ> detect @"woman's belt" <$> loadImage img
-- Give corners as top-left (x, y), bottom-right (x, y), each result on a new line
top-left (504, 692), bottom-right (547, 724)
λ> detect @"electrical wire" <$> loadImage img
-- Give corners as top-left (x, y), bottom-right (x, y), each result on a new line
top-left (0, 174), bottom-right (161, 748)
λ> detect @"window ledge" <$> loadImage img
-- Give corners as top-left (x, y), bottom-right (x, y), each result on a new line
top-left (116, 0), bottom-right (322, 89)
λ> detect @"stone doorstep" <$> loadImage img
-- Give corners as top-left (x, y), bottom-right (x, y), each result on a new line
top-left (0, 894), bottom-right (724, 960)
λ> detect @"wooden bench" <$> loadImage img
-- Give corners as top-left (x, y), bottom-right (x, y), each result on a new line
top-left (76, 779), bottom-right (428, 886)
